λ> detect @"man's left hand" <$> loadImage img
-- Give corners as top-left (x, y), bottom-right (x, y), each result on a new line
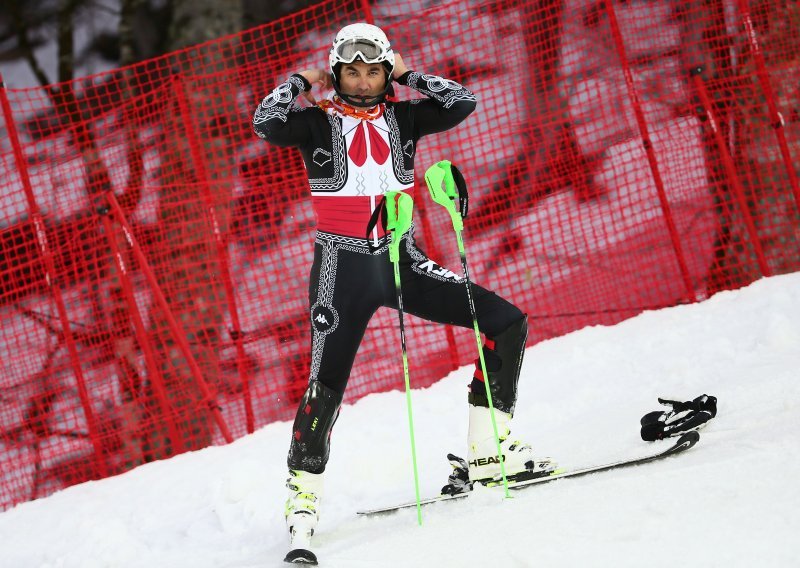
top-left (392, 53), bottom-right (409, 79)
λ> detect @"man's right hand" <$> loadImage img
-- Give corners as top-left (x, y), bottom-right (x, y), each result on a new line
top-left (298, 69), bottom-right (332, 104)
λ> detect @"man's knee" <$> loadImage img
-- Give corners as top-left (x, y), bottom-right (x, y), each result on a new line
top-left (468, 315), bottom-right (528, 414)
top-left (287, 380), bottom-right (343, 473)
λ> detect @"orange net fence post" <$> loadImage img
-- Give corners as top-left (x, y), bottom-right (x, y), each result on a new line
top-left (736, 0), bottom-right (800, 212)
top-left (1, 76), bottom-right (111, 483)
top-left (603, 0), bottom-right (699, 301)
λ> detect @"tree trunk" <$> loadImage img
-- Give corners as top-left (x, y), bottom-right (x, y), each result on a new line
top-left (57, 0), bottom-right (78, 83)
top-left (678, 0), bottom-right (755, 296)
top-left (142, 0), bottom-right (242, 459)
top-left (119, 0), bottom-right (142, 66)
top-left (734, 0), bottom-right (800, 277)
top-left (169, 0), bottom-right (243, 49)
top-left (104, 0), bottom-right (151, 473)
top-left (242, 0), bottom-right (324, 27)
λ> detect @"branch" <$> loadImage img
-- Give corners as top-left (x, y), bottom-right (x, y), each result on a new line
top-left (8, 1), bottom-right (53, 87)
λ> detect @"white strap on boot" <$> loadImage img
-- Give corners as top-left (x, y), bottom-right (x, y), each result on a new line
top-left (285, 470), bottom-right (324, 531)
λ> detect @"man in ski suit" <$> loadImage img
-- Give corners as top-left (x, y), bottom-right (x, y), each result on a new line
top-left (252, 22), bottom-right (556, 548)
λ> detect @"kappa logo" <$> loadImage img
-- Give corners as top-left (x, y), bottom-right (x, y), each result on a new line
top-left (418, 260), bottom-right (460, 281)
top-left (311, 305), bottom-right (337, 334)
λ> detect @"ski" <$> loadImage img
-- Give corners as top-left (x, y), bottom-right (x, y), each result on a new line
top-left (357, 431), bottom-right (700, 517)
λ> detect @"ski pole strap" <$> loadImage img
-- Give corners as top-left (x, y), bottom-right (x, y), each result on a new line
top-left (366, 195), bottom-right (388, 253)
top-left (385, 191), bottom-right (414, 263)
top-left (452, 165), bottom-right (468, 218)
top-left (424, 160), bottom-right (469, 228)
top-left (367, 192), bottom-right (414, 259)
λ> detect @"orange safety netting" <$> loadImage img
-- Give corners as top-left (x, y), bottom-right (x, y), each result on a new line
top-left (1, 0), bottom-right (798, 510)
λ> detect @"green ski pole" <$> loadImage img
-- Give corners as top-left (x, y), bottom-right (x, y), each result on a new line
top-left (384, 190), bottom-right (424, 524)
top-left (424, 160), bottom-right (511, 498)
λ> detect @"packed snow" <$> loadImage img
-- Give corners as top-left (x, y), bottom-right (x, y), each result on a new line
top-left (1, 273), bottom-right (799, 567)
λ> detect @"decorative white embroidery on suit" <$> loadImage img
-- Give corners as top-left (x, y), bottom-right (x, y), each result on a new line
top-left (313, 148), bottom-right (332, 166)
top-left (253, 81), bottom-right (297, 124)
top-left (406, 72), bottom-right (476, 109)
top-left (384, 108), bottom-right (414, 184)
top-left (309, 115), bottom-right (347, 192)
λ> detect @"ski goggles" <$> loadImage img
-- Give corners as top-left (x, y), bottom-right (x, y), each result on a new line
top-left (333, 38), bottom-right (389, 64)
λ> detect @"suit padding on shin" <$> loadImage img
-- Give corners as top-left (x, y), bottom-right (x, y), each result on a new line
top-left (288, 380), bottom-right (343, 474)
top-left (468, 316), bottom-right (528, 414)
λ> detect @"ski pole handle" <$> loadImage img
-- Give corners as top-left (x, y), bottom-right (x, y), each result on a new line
top-left (384, 190), bottom-right (414, 262)
top-left (384, 189), bottom-right (423, 523)
top-left (425, 160), bottom-right (512, 495)
top-left (424, 160), bottom-right (468, 231)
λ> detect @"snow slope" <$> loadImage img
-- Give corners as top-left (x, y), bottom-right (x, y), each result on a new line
top-left (1, 273), bottom-right (799, 567)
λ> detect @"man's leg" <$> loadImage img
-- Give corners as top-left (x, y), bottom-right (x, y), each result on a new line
top-left (396, 235), bottom-right (526, 411)
top-left (285, 239), bottom-right (381, 531)
top-left (396, 235), bottom-right (556, 484)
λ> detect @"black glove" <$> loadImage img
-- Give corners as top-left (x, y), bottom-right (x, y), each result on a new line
top-left (640, 394), bottom-right (717, 441)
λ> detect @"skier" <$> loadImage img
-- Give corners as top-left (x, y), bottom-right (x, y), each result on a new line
top-left (252, 22), bottom-right (556, 555)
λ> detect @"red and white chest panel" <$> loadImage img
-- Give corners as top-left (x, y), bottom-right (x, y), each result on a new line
top-left (308, 103), bottom-right (416, 239)
top-left (335, 114), bottom-right (413, 197)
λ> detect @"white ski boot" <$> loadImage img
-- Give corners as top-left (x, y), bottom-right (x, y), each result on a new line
top-left (467, 404), bottom-right (557, 484)
top-left (284, 469), bottom-right (323, 565)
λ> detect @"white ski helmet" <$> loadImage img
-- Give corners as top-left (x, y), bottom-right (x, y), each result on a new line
top-left (329, 22), bottom-right (395, 106)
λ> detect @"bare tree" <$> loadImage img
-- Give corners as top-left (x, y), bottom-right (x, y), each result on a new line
top-left (141, 0), bottom-right (243, 458)
top-left (119, 0), bottom-right (143, 66)
top-left (242, 0), bottom-right (326, 27)
top-left (1, 0), bottom-right (58, 86)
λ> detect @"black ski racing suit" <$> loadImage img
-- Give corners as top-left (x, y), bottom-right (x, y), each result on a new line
top-left (252, 71), bottom-right (528, 474)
